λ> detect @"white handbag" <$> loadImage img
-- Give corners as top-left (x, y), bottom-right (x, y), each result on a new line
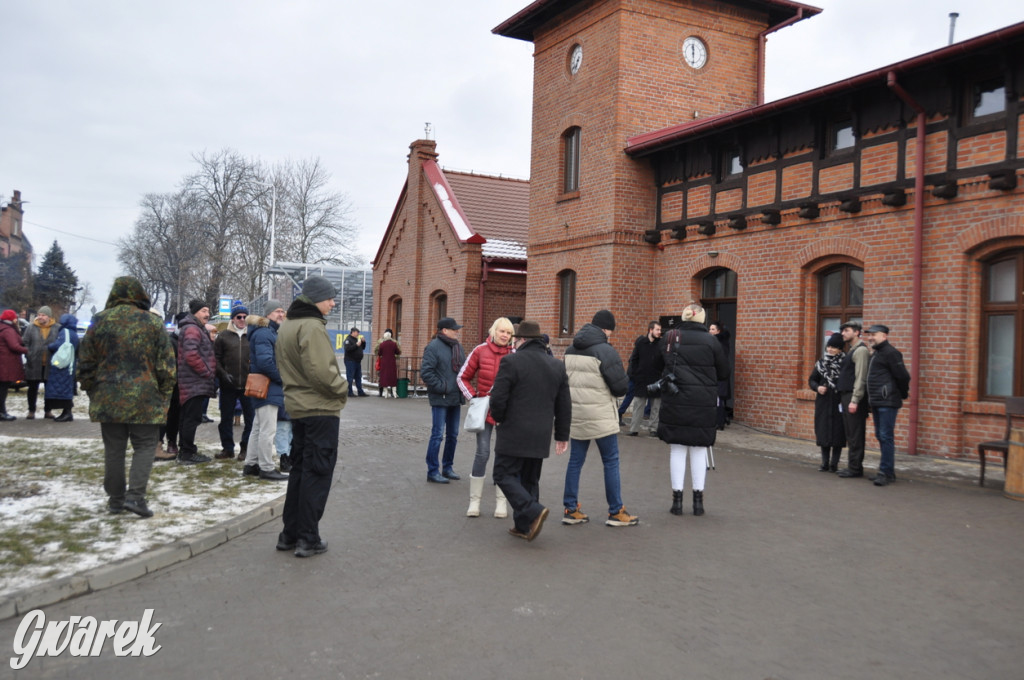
top-left (464, 396), bottom-right (490, 432)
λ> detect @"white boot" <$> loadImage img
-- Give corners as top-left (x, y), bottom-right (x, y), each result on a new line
top-left (467, 476), bottom-right (484, 517)
top-left (494, 484), bottom-right (508, 518)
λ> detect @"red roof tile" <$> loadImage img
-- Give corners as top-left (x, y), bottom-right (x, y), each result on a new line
top-left (442, 170), bottom-right (530, 246)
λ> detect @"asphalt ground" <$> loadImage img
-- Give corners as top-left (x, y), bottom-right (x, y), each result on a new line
top-left (2, 394), bottom-right (1022, 680)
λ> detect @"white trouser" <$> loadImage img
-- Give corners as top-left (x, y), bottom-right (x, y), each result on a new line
top-left (246, 404), bottom-right (279, 472)
top-left (669, 444), bottom-right (707, 492)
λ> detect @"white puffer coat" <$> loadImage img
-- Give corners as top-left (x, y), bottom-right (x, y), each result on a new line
top-left (564, 323), bottom-right (628, 440)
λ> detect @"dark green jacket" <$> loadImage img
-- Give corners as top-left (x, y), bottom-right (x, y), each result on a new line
top-left (79, 277), bottom-right (176, 424)
top-left (277, 296), bottom-right (348, 418)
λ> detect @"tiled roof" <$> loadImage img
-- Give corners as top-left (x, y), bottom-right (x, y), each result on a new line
top-left (442, 170), bottom-right (529, 247)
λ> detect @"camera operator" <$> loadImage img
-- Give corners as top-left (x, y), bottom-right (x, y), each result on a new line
top-left (655, 303), bottom-right (730, 517)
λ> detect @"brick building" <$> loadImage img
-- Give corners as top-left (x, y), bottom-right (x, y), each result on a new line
top-left (1, 190), bottom-right (31, 258)
top-left (495, 1), bottom-right (1024, 461)
top-left (372, 139), bottom-right (528, 365)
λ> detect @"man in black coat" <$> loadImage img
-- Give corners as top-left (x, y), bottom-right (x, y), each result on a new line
top-left (490, 320), bottom-right (571, 542)
top-left (864, 324), bottom-right (911, 486)
top-left (626, 320), bottom-right (663, 436)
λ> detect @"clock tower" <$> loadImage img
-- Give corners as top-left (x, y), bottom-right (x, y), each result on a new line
top-left (495, 0), bottom-right (819, 347)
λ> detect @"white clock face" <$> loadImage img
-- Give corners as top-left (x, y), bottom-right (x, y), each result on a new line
top-left (570, 44), bottom-right (583, 74)
top-left (683, 36), bottom-right (707, 69)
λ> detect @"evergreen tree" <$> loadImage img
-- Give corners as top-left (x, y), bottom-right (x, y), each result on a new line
top-left (34, 240), bottom-right (79, 314)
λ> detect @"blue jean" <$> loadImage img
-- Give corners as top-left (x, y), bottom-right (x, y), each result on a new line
top-left (563, 434), bottom-right (624, 515)
top-left (873, 407), bottom-right (898, 477)
top-left (471, 423), bottom-right (494, 478)
top-left (426, 404), bottom-right (460, 475)
top-left (345, 359), bottom-right (364, 395)
top-left (275, 419), bottom-right (293, 457)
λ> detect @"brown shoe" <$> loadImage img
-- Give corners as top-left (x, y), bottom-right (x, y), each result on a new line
top-left (508, 527), bottom-right (529, 540)
top-left (214, 450), bottom-right (235, 460)
top-left (526, 507), bottom-right (549, 542)
top-left (26, 411), bottom-right (35, 420)
top-left (154, 450), bottom-right (177, 461)
top-left (44, 411), bottom-right (55, 419)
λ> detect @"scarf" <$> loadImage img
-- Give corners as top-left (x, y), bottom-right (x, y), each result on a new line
top-left (437, 332), bottom-right (465, 373)
top-left (815, 352), bottom-right (844, 391)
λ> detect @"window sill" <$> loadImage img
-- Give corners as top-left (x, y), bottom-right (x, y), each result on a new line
top-left (963, 400), bottom-right (1007, 415)
top-left (557, 190), bottom-right (580, 203)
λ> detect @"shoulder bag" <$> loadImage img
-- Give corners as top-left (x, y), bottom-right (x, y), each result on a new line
top-left (244, 372), bottom-right (270, 400)
top-left (464, 395), bottom-right (490, 432)
top-left (50, 329), bottom-right (75, 369)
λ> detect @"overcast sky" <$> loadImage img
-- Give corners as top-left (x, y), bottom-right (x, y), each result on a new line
top-left (4, 0), bottom-right (1022, 316)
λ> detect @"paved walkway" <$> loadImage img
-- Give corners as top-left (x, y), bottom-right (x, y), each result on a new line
top-left (2, 396), bottom-right (1022, 679)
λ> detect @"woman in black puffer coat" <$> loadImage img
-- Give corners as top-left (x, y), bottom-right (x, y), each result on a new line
top-left (657, 304), bottom-right (729, 517)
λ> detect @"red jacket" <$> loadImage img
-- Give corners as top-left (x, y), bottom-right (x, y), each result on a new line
top-left (457, 338), bottom-right (513, 426)
top-left (0, 321), bottom-right (27, 383)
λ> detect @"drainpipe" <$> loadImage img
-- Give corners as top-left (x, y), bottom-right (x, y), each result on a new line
top-left (886, 71), bottom-right (924, 455)
top-left (757, 9), bottom-right (805, 105)
top-left (479, 257), bottom-right (489, 345)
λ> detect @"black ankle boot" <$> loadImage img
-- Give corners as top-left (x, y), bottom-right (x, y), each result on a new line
top-left (818, 448), bottom-right (830, 471)
top-left (670, 490), bottom-right (683, 515)
top-left (692, 490), bottom-right (704, 516)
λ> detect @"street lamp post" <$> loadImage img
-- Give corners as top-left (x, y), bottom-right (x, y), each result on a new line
top-left (256, 179), bottom-right (277, 298)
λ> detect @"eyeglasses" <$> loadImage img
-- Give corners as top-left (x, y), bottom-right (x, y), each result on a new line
top-left (234, 314), bottom-right (247, 319)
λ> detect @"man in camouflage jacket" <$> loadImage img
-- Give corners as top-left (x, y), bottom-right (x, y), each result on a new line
top-left (79, 276), bottom-right (176, 518)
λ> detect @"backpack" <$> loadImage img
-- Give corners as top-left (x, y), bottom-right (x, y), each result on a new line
top-left (51, 329), bottom-right (75, 370)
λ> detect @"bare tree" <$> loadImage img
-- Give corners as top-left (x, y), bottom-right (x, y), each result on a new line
top-left (183, 149), bottom-right (262, 303)
top-left (278, 158), bottom-right (360, 266)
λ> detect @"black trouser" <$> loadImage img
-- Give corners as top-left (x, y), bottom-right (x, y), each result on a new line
top-left (217, 384), bottom-right (254, 453)
top-left (282, 416), bottom-right (339, 545)
top-left (178, 396), bottom-right (206, 455)
top-left (0, 382), bottom-right (9, 413)
top-left (161, 385), bottom-right (181, 445)
top-left (493, 454), bottom-right (545, 533)
top-left (840, 392), bottom-right (867, 474)
top-left (26, 380), bottom-right (49, 413)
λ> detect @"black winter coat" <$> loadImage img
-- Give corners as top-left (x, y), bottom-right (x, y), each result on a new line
top-left (656, 321), bottom-right (729, 447)
top-left (866, 340), bottom-right (910, 409)
top-left (627, 333), bottom-right (664, 397)
top-left (490, 339), bottom-right (571, 459)
top-left (808, 361), bottom-right (846, 448)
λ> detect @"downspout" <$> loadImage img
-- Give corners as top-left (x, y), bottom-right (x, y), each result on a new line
top-left (757, 10), bottom-right (804, 105)
top-left (886, 71), bottom-right (925, 455)
top-left (479, 256), bottom-right (490, 345)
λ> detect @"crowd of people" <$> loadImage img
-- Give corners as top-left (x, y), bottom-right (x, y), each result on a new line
top-left (2, 278), bottom-right (912, 554)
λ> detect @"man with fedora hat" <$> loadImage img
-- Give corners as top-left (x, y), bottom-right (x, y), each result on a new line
top-left (421, 317), bottom-right (467, 484)
top-left (836, 320), bottom-right (869, 478)
top-left (864, 324), bottom-right (910, 486)
top-left (490, 319), bottom-right (571, 541)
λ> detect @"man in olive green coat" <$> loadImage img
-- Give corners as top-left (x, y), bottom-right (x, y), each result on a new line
top-left (275, 275), bottom-right (348, 557)
top-left (79, 277), bottom-right (176, 518)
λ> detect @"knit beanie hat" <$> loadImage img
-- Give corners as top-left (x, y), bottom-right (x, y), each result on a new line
top-left (1, 309), bottom-right (17, 322)
top-left (37, 306), bottom-right (53, 318)
top-left (264, 299), bottom-right (283, 316)
top-left (231, 304), bottom-right (248, 317)
top-left (681, 306), bottom-right (706, 324)
top-left (188, 299), bottom-right (209, 315)
top-left (826, 333), bottom-right (846, 349)
top-left (302, 275), bottom-right (336, 303)
top-left (591, 309), bottom-right (616, 331)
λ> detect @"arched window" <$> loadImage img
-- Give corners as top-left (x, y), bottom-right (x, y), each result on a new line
top-left (981, 250), bottom-right (1024, 397)
top-left (558, 269), bottom-right (576, 336)
top-left (389, 296), bottom-right (402, 340)
top-left (563, 127), bottom-right (581, 194)
top-left (818, 264), bottom-right (863, 349)
top-left (431, 291), bottom-right (448, 329)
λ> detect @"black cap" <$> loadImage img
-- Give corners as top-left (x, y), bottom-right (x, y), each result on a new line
top-left (839, 320), bottom-right (861, 331)
top-left (866, 324), bottom-right (890, 334)
top-left (437, 317), bottom-right (463, 330)
top-left (826, 333), bottom-right (846, 349)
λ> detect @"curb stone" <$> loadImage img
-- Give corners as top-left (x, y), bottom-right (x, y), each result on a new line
top-left (0, 495), bottom-right (285, 620)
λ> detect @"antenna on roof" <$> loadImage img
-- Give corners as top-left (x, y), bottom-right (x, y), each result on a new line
top-left (948, 12), bottom-right (959, 45)
top-left (425, 122), bottom-right (433, 140)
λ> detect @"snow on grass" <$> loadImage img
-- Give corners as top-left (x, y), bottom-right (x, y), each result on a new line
top-left (0, 433), bottom-right (285, 595)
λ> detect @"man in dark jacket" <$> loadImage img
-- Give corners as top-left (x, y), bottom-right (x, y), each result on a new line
top-left (79, 277), bottom-right (176, 517)
top-left (176, 299), bottom-right (215, 465)
top-left (421, 317), bottom-right (466, 484)
top-left (214, 304), bottom-right (254, 459)
top-left (626, 320), bottom-right (663, 437)
top-left (563, 310), bottom-right (639, 527)
top-left (864, 324), bottom-right (911, 486)
top-left (490, 320), bottom-right (571, 542)
top-left (343, 327), bottom-right (368, 397)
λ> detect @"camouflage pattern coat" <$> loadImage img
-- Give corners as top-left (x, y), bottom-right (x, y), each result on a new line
top-left (78, 277), bottom-right (176, 424)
